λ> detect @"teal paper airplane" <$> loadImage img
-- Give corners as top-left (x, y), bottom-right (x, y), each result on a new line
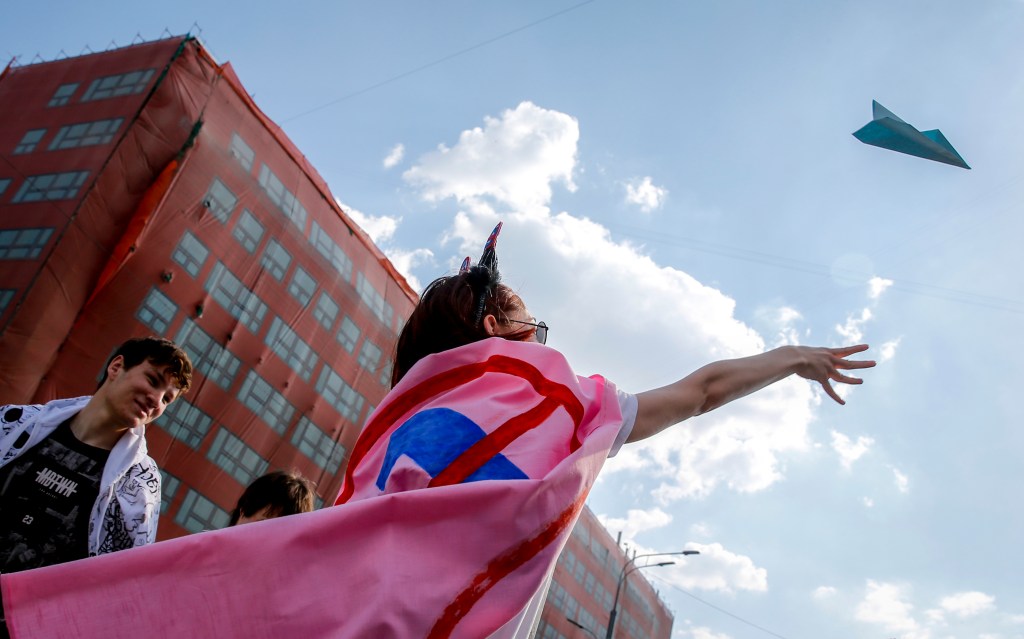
top-left (853, 101), bottom-right (970, 169)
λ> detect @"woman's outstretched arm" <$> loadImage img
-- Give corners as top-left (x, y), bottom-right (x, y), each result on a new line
top-left (627, 344), bottom-right (875, 443)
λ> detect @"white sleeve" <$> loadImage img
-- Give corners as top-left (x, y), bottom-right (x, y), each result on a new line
top-left (608, 387), bottom-right (637, 458)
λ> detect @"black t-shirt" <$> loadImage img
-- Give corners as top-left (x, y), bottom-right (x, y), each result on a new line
top-left (0, 419), bottom-right (109, 573)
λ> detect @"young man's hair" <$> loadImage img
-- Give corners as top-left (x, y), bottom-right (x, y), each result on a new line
top-left (229, 470), bottom-right (316, 526)
top-left (98, 336), bottom-right (193, 393)
top-left (392, 274), bottom-right (532, 387)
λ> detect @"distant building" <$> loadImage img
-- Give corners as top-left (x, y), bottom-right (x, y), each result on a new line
top-left (0, 36), bottom-right (417, 537)
top-left (537, 506), bottom-right (674, 639)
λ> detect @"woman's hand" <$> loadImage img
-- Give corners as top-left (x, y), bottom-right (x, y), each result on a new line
top-left (791, 344), bottom-right (876, 405)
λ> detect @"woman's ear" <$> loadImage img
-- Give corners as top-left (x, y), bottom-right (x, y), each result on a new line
top-left (482, 314), bottom-right (500, 336)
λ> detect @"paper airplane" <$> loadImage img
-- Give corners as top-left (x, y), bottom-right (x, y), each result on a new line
top-left (853, 101), bottom-right (970, 169)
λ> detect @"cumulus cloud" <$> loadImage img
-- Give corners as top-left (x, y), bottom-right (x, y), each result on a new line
top-left (893, 468), bottom-right (910, 493)
top-left (597, 508), bottom-right (673, 542)
top-left (940, 591), bottom-right (996, 618)
top-left (755, 305), bottom-right (804, 347)
top-left (624, 176), bottom-right (668, 212)
top-left (383, 143), bottom-right (405, 169)
top-left (689, 627), bottom-right (732, 639)
top-left (340, 200), bottom-right (399, 243)
top-left (813, 586), bottom-right (838, 600)
top-left (879, 338), bottom-right (901, 362)
top-left (831, 430), bottom-right (874, 470)
top-left (690, 521), bottom-right (713, 538)
top-left (855, 580), bottom-right (924, 637)
top-left (403, 101), bottom-right (836, 502)
top-left (868, 276), bottom-right (894, 300)
top-left (403, 101), bottom-right (578, 214)
top-left (862, 496), bottom-right (874, 507)
top-left (652, 542), bottom-right (767, 594)
top-left (836, 307), bottom-right (872, 343)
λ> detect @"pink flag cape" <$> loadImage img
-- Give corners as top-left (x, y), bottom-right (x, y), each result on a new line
top-left (1, 338), bottom-right (622, 638)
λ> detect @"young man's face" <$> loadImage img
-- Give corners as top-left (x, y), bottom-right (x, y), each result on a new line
top-left (102, 356), bottom-right (182, 429)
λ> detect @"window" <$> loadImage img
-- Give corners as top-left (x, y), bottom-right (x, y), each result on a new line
top-left (135, 287), bottom-right (177, 333)
top-left (563, 593), bottom-right (578, 618)
top-left (176, 319), bottom-right (241, 391)
top-left (288, 267), bottom-right (316, 307)
top-left (48, 82), bottom-right (79, 107)
top-left (171, 231), bottom-right (210, 278)
top-left (205, 262), bottom-right (267, 334)
top-left (309, 221), bottom-right (352, 280)
top-left (379, 360), bottom-right (393, 388)
top-left (260, 239), bottom-right (292, 281)
top-left (312, 292), bottom-right (339, 332)
top-left (175, 489), bottom-right (229, 533)
top-left (81, 68), bottom-right (155, 101)
top-left (48, 117), bottom-right (123, 150)
top-left (229, 133), bottom-right (254, 172)
top-left (573, 560), bottom-right (585, 583)
top-left (336, 316), bottom-right (360, 353)
top-left (585, 571), bottom-right (596, 594)
top-left (0, 178), bottom-right (10, 197)
top-left (291, 417), bottom-right (346, 471)
top-left (258, 164), bottom-right (307, 232)
top-left (13, 129), bottom-right (46, 154)
top-left (0, 289), bottom-right (15, 316)
top-left (157, 398), bottom-right (213, 449)
top-left (238, 370), bottom-right (295, 435)
top-left (203, 177), bottom-right (237, 223)
top-left (356, 272), bottom-right (394, 329)
top-left (0, 227), bottom-right (54, 260)
top-left (316, 364), bottom-right (365, 424)
top-left (357, 339), bottom-right (382, 375)
top-left (265, 316), bottom-right (318, 382)
top-left (232, 209), bottom-right (264, 253)
top-left (206, 428), bottom-right (268, 487)
top-left (159, 470), bottom-right (181, 515)
top-left (12, 170), bottom-right (89, 202)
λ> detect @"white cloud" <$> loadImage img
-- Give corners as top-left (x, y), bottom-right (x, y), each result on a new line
top-left (813, 586), bottom-right (838, 600)
top-left (383, 143), bottom-right (405, 169)
top-left (893, 468), bottom-right (910, 493)
top-left (862, 496), bottom-right (874, 508)
top-left (690, 521), bottom-right (713, 538)
top-left (755, 305), bottom-right (804, 347)
top-left (403, 101), bottom-right (578, 214)
top-left (879, 338), bottom-right (901, 362)
top-left (836, 307), bottom-right (872, 343)
top-left (831, 430), bottom-right (875, 470)
top-left (689, 627), bottom-right (732, 639)
top-left (625, 176), bottom-right (668, 212)
top-left (404, 102), bottom-right (839, 501)
top-left (340, 200), bottom-right (399, 243)
top-left (868, 276), bottom-right (894, 300)
top-left (597, 508), bottom-right (673, 542)
top-left (655, 542), bottom-right (767, 594)
top-left (940, 591), bottom-right (996, 618)
top-left (855, 580), bottom-right (924, 637)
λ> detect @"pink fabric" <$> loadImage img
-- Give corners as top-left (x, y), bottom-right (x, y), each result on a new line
top-left (1, 339), bottom-right (622, 638)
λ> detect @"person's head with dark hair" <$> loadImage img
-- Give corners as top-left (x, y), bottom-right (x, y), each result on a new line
top-left (392, 224), bottom-right (547, 386)
top-left (229, 470), bottom-right (316, 526)
top-left (90, 336), bottom-right (193, 434)
top-left (98, 336), bottom-right (193, 393)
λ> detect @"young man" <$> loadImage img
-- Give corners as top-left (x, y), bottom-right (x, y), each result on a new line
top-left (228, 470), bottom-right (316, 526)
top-left (0, 336), bottom-right (192, 573)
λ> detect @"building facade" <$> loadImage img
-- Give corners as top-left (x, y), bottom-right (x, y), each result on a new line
top-left (537, 506), bottom-right (674, 639)
top-left (0, 36), bottom-right (417, 538)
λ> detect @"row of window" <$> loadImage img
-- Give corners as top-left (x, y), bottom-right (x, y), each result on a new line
top-left (0, 170), bottom-right (90, 204)
top-left (198, 173), bottom-right (394, 336)
top-left (169, 224), bottom-right (390, 381)
top-left (45, 68), bottom-right (155, 108)
top-left (12, 117), bottom-right (124, 156)
top-left (0, 227), bottom-right (54, 260)
top-left (560, 548), bottom-right (615, 611)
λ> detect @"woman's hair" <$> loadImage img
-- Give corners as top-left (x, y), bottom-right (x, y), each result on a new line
top-left (392, 267), bottom-right (533, 386)
top-left (228, 470), bottom-right (316, 526)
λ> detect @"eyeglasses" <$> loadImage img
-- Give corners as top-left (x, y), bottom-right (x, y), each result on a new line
top-left (507, 319), bottom-right (548, 345)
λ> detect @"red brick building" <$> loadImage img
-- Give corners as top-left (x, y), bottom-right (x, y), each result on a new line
top-left (0, 36), bottom-right (417, 537)
top-left (538, 506), bottom-right (674, 639)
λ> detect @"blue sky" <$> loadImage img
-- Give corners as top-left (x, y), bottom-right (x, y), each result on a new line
top-left (5, 1), bottom-right (1024, 637)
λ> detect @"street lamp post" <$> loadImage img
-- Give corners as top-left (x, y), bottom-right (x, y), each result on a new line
top-left (605, 550), bottom-right (700, 639)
